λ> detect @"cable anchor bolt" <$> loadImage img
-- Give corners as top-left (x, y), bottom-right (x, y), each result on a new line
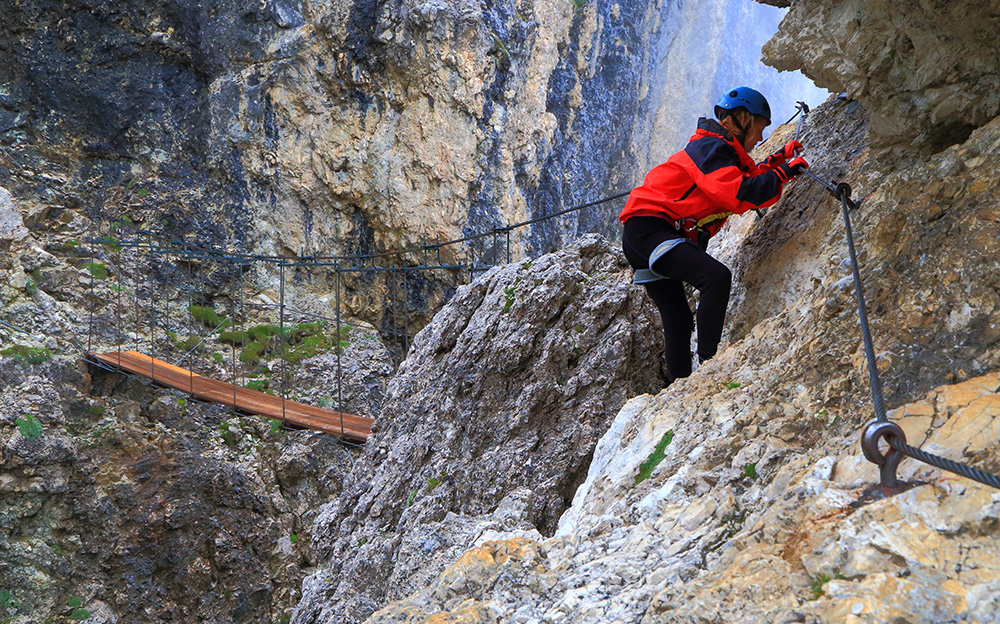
top-left (860, 419), bottom-right (907, 489)
top-left (830, 181), bottom-right (862, 211)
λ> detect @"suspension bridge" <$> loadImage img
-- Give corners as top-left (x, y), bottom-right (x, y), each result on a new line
top-left (18, 192), bottom-right (629, 445)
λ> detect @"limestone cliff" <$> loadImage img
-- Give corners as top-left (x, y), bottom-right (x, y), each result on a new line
top-left (3, 0), bottom-right (1000, 622)
top-left (0, 355), bottom-right (354, 623)
top-left (763, 0), bottom-right (1000, 160)
top-left (0, 0), bottom-right (814, 301)
top-left (357, 91), bottom-right (1000, 624)
top-left (346, 2), bottom-right (1000, 614)
top-left (293, 2), bottom-right (1000, 619)
top-left (0, 0), bottom-right (648, 262)
top-left (0, 185), bottom-right (399, 622)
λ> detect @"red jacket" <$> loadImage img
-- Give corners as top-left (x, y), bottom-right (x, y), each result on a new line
top-left (619, 118), bottom-right (787, 241)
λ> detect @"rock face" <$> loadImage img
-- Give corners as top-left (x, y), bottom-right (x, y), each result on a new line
top-left (0, 355), bottom-right (355, 623)
top-left (0, 187), bottom-right (28, 249)
top-left (0, 196), bottom-right (397, 622)
top-left (3, 0), bottom-right (612, 339)
top-left (763, 0), bottom-right (1000, 159)
top-left (368, 373), bottom-right (1000, 624)
top-left (0, 0), bottom-right (818, 319)
top-left (294, 234), bottom-right (663, 623)
top-left (0, 0), bottom-right (823, 353)
top-left (3, 0), bottom-right (1000, 622)
top-left (719, 96), bottom-right (1000, 409)
top-left (354, 93), bottom-right (1000, 622)
top-left (0, 0), bottom-right (661, 263)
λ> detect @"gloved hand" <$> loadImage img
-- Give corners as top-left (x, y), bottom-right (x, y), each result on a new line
top-left (763, 140), bottom-right (803, 168)
top-left (775, 156), bottom-right (809, 183)
top-left (778, 139), bottom-right (803, 161)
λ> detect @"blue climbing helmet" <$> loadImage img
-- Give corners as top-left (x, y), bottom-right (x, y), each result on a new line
top-left (715, 87), bottom-right (771, 126)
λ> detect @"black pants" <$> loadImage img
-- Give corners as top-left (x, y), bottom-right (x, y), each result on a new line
top-left (622, 216), bottom-right (732, 381)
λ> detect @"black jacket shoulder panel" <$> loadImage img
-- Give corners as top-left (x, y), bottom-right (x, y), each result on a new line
top-left (684, 135), bottom-right (741, 176)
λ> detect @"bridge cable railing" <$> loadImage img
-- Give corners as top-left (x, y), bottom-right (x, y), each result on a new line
top-left (2, 190), bottom-right (630, 444)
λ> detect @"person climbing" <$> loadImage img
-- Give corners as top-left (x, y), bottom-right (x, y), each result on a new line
top-left (619, 86), bottom-right (809, 385)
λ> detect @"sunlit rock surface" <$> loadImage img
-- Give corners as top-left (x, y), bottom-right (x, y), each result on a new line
top-left (358, 92), bottom-right (1000, 624)
top-left (369, 374), bottom-right (1000, 623)
top-left (294, 234), bottom-right (663, 623)
top-left (3, 0), bottom-right (1000, 622)
top-left (0, 0), bottom-right (818, 268)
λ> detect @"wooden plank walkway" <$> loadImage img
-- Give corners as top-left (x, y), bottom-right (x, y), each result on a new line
top-left (92, 351), bottom-right (372, 443)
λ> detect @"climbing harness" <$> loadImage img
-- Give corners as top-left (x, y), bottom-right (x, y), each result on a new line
top-left (804, 152), bottom-right (1000, 490)
top-left (692, 211), bottom-right (733, 232)
top-left (632, 238), bottom-right (690, 284)
top-left (630, 210), bottom-right (734, 284)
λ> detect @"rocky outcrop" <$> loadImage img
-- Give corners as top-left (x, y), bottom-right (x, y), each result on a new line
top-left (368, 373), bottom-right (1000, 623)
top-left (294, 235), bottom-right (663, 623)
top-left (355, 94), bottom-right (1000, 622)
top-left (763, 0), bottom-right (1000, 159)
top-left (4, 0), bottom-right (1000, 622)
top-left (0, 187), bottom-right (28, 250)
top-left (0, 354), bottom-right (355, 622)
top-left (719, 96), bottom-right (1000, 408)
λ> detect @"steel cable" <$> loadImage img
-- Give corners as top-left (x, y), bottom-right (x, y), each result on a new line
top-left (837, 191), bottom-right (1000, 490)
top-left (839, 192), bottom-right (890, 422)
top-left (888, 437), bottom-right (1000, 489)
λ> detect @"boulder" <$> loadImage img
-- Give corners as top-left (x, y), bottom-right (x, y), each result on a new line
top-left (0, 186), bottom-right (28, 250)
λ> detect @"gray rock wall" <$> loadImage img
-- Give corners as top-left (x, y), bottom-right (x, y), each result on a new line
top-left (0, 355), bottom-right (353, 622)
top-left (0, 0), bottom-right (662, 260)
top-left (357, 81), bottom-right (1000, 624)
top-left (294, 234), bottom-right (663, 623)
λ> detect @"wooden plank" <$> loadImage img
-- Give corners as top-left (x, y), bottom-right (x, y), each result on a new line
top-left (93, 351), bottom-right (372, 443)
top-left (97, 350), bottom-right (204, 378)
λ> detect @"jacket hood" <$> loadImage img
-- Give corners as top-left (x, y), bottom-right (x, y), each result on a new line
top-left (697, 117), bottom-right (735, 142)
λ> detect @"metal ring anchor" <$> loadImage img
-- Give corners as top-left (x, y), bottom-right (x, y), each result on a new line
top-left (860, 420), bottom-right (907, 488)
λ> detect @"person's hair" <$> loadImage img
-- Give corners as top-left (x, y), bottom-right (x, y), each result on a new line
top-left (716, 105), bottom-right (749, 122)
top-left (718, 109), bottom-right (748, 138)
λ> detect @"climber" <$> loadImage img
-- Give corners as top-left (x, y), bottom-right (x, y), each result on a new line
top-left (619, 86), bottom-right (809, 385)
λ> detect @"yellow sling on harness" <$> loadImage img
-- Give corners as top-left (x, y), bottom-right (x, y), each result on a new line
top-left (632, 211), bottom-right (732, 284)
top-left (695, 211), bottom-right (732, 230)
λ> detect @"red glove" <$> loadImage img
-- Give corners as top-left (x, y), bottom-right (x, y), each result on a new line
top-left (763, 140), bottom-right (804, 169)
top-left (775, 156), bottom-right (809, 183)
top-left (778, 140), bottom-right (803, 161)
